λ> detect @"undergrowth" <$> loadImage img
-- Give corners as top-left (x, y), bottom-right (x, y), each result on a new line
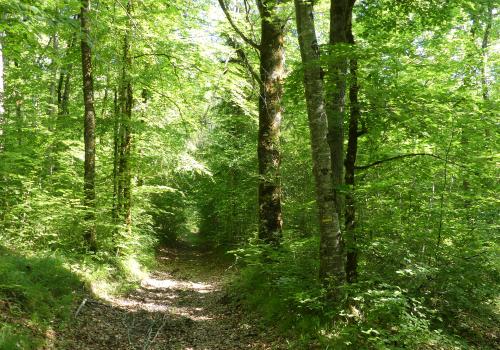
top-left (0, 242), bottom-right (155, 349)
top-left (0, 246), bottom-right (82, 349)
top-left (228, 233), bottom-right (499, 350)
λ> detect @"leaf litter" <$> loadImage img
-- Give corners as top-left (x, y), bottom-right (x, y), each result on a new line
top-left (56, 246), bottom-right (286, 350)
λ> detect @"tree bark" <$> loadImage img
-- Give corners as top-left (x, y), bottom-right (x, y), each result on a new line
top-left (80, 0), bottom-right (97, 251)
top-left (326, 0), bottom-right (350, 215)
top-left (112, 87), bottom-right (120, 222)
top-left (344, 0), bottom-right (359, 283)
top-left (256, 0), bottom-right (285, 245)
top-left (294, 0), bottom-right (345, 294)
top-left (0, 32), bottom-right (5, 152)
top-left (118, 0), bottom-right (133, 235)
top-left (218, 0), bottom-right (285, 245)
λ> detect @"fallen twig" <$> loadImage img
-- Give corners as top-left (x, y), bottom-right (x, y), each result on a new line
top-left (74, 298), bottom-right (88, 318)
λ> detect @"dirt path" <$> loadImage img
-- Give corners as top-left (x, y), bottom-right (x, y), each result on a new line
top-left (57, 246), bottom-right (285, 350)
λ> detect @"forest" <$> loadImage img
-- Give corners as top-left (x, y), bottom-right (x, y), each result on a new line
top-left (0, 0), bottom-right (498, 349)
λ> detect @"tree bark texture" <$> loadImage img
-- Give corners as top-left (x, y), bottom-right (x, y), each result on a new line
top-left (326, 0), bottom-right (351, 216)
top-left (118, 0), bottom-right (133, 234)
top-left (80, 0), bottom-right (97, 251)
top-left (112, 88), bottom-right (120, 222)
top-left (256, 0), bottom-right (285, 245)
top-left (344, 0), bottom-right (359, 283)
top-left (0, 33), bottom-right (4, 152)
top-left (294, 0), bottom-right (345, 293)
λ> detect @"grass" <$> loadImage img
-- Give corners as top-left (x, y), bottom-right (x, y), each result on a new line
top-left (0, 245), bottom-right (83, 349)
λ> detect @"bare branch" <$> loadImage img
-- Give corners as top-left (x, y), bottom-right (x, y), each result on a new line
top-left (355, 153), bottom-right (454, 170)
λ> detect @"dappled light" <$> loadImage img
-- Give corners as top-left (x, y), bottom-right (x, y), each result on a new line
top-left (0, 0), bottom-right (497, 348)
top-left (57, 246), bottom-right (283, 349)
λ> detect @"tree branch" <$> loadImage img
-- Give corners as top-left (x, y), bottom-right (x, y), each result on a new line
top-left (225, 36), bottom-right (262, 86)
top-left (218, 0), bottom-right (260, 50)
top-left (355, 153), bottom-right (452, 170)
top-left (132, 52), bottom-right (173, 59)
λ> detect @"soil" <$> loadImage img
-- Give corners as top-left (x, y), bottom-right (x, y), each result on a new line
top-left (56, 245), bottom-right (286, 350)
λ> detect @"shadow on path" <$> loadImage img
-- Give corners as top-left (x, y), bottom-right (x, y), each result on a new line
top-left (58, 246), bottom-right (284, 350)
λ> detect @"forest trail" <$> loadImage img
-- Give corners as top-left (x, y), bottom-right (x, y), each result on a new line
top-left (57, 246), bottom-right (285, 350)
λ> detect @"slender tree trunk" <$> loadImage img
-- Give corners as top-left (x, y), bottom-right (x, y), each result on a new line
top-left (295, 0), bottom-right (345, 295)
top-left (58, 35), bottom-right (75, 117)
top-left (480, 2), bottom-right (493, 101)
top-left (256, 0), bottom-right (285, 245)
top-left (60, 70), bottom-right (72, 116)
top-left (344, 0), bottom-right (359, 283)
top-left (47, 32), bottom-right (60, 176)
top-left (112, 88), bottom-right (120, 221)
top-left (80, 0), bottom-right (97, 251)
top-left (0, 33), bottom-right (4, 152)
top-left (57, 71), bottom-right (65, 111)
top-left (326, 0), bottom-right (350, 215)
top-left (118, 0), bottom-right (133, 235)
top-left (49, 33), bottom-right (59, 120)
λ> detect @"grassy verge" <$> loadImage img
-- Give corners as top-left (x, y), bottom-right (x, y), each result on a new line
top-left (0, 244), bottom-right (154, 349)
top-left (0, 246), bottom-right (82, 349)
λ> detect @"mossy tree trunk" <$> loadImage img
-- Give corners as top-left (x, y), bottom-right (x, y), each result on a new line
top-left (256, 0), bottom-right (285, 245)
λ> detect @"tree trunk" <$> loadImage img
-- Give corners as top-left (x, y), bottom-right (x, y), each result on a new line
top-left (480, 2), bottom-right (492, 101)
top-left (58, 35), bottom-right (75, 117)
top-left (0, 32), bottom-right (5, 152)
top-left (118, 0), bottom-right (133, 235)
top-left (294, 0), bottom-right (345, 294)
top-left (344, 0), bottom-right (359, 283)
top-left (49, 33), bottom-right (59, 120)
top-left (256, 0), bottom-right (285, 245)
top-left (60, 69), bottom-right (72, 116)
top-left (112, 88), bottom-right (120, 221)
top-left (326, 0), bottom-right (350, 215)
top-left (80, 0), bottom-right (97, 251)
top-left (218, 0), bottom-right (285, 246)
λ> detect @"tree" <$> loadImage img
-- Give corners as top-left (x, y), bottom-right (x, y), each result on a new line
top-left (344, 0), bottom-right (360, 283)
top-left (117, 0), bottom-right (133, 236)
top-left (218, 0), bottom-right (286, 245)
top-left (80, 0), bottom-right (97, 250)
top-left (294, 0), bottom-right (345, 293)
top-left (0, 29), bottom-right (4, 152)
top-left (326, 0), bottom-right (351, 214)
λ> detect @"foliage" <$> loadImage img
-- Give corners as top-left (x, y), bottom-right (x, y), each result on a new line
top-left (0, 246), bottom-right (83, 349)
top-left (0, 0), bottom-right (497, 348)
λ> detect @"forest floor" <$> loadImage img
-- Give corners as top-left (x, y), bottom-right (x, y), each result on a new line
top-left (55, 245), bottom-right (286, 350)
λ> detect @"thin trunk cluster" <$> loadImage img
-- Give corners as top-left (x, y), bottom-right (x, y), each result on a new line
top-left (57, 35), bottom-right (75, 117)
top-left (295, 0), bottom-right (362, 289)
top-left (294, 0), bottom-right (345, 293)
